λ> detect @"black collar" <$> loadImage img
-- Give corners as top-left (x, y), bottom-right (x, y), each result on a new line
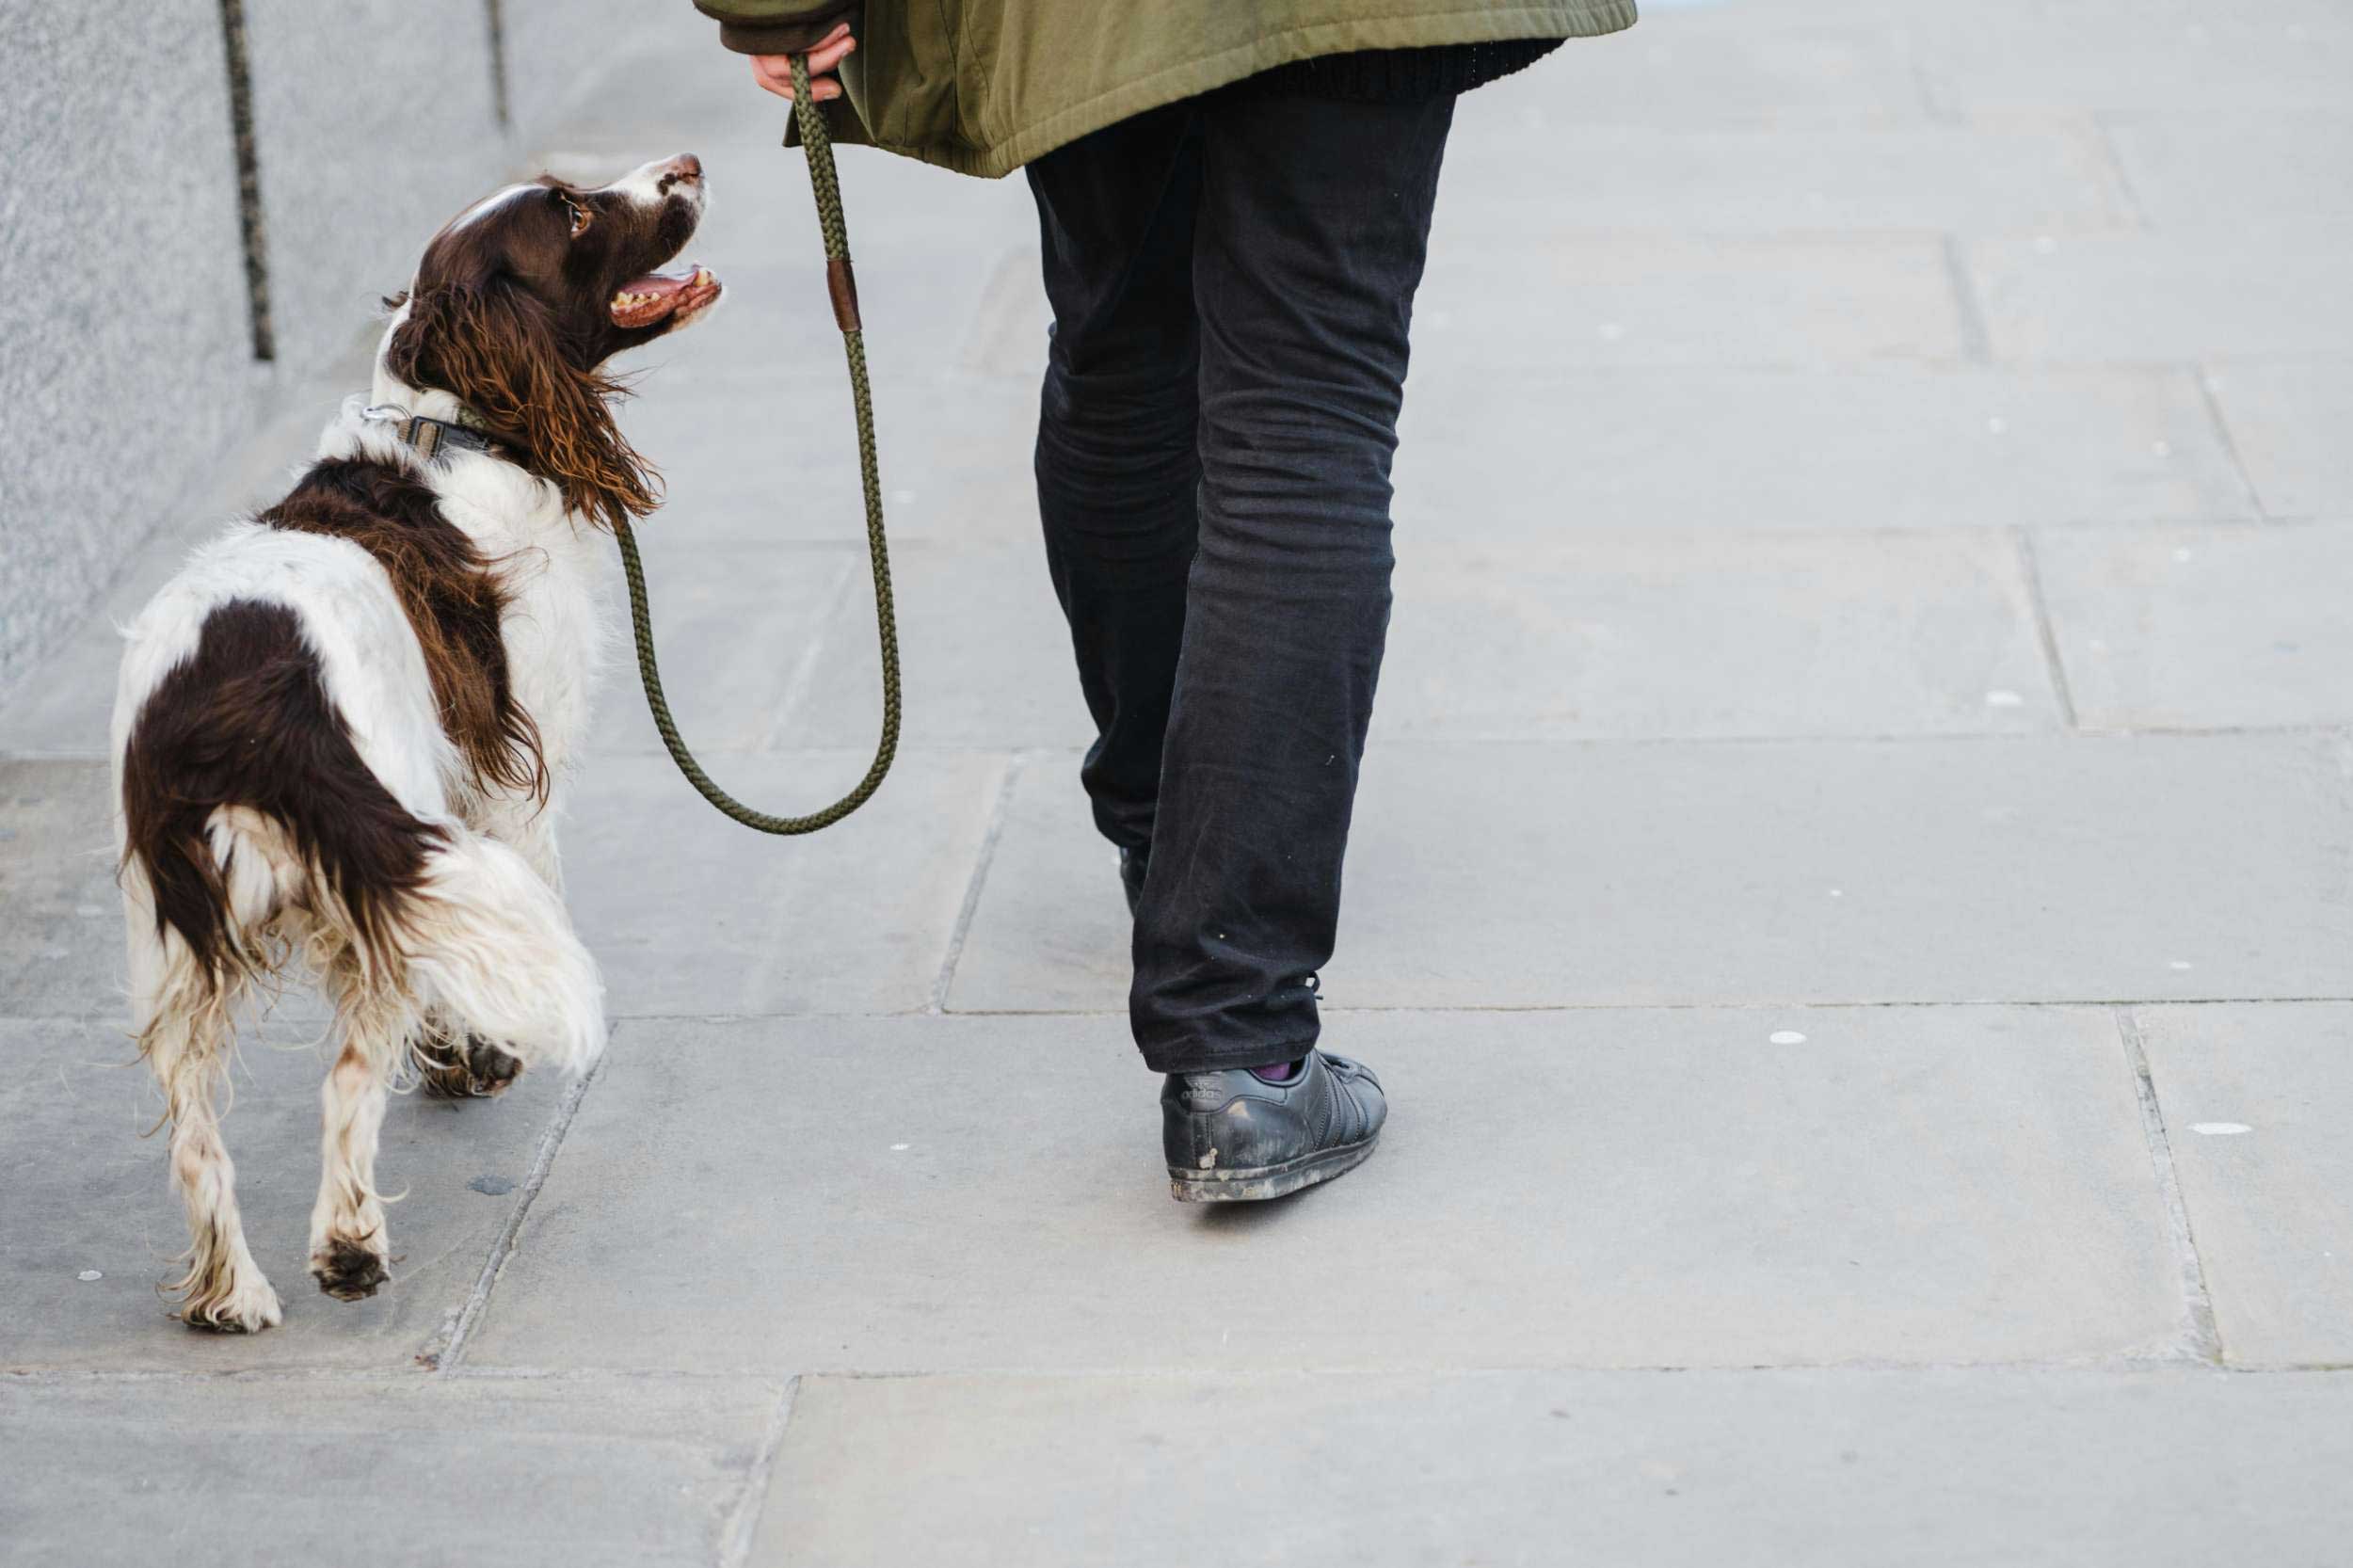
top-left (361, 403), bottom-right (497, 463)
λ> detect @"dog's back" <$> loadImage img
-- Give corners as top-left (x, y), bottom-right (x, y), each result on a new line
top-left (115, 509), bottom-right (453, 998)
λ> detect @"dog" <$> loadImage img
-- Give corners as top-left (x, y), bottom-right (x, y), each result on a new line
top-left (109, 154), bottom-right (722, 1332)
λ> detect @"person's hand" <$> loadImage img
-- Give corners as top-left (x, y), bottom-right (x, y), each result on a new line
top-left (749, 24), bottom-right (856, 103)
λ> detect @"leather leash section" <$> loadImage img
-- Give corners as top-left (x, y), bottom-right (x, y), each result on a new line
top-left (614, 53), bottom-right (902, 835)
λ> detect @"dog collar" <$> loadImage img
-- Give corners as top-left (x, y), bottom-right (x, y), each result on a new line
top-left (360, 403), bottom-right (497, 463)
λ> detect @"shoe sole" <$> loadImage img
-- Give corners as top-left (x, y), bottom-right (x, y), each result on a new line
top-left (1166, 1133), bottom-right (1380, 1203)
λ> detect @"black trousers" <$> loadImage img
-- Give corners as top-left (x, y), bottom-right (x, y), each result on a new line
top-left (1027, 82), bottom-right (1456, 1074)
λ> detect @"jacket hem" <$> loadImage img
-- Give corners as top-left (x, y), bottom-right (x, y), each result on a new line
top-left (872, 0), bottom-right (1638, 179)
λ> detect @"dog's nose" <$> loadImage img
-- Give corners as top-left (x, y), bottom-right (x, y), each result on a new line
top-left (661, 153), bottom-right (702, 185)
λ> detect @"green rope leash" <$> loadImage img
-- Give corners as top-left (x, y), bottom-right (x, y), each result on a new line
top-left (613, 53), bottom-right (900, 834)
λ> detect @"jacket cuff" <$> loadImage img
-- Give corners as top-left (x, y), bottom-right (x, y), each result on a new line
top-left (696, 2), bottom-right (858, 55)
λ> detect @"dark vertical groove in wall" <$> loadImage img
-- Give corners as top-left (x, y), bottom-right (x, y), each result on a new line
top-left (216, 0), bottom-right (275, 362)
top-left (486, 0), bottom-right (513, 127)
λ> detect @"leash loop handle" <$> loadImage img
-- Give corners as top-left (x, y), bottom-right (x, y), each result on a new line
top-left (614, 53), bottom-right (901, 835)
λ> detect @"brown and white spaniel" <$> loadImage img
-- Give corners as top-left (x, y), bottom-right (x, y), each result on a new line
top-left (110, 155), bottom-right (721, 1332)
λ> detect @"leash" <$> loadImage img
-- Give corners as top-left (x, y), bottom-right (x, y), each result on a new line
top-left (613, 52), bottom-right (901, 834)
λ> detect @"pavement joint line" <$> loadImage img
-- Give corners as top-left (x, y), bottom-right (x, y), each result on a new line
top-left (557, 995), bottom-right (2353, 1030)
top-left (2021, 513), bottom-right (2324, 536)
top-left (750, 548), bottom-right (864, 752)
top-left (1903, 48), bottom-right (1961, 125)
top-left (2190, 360), bottom-right (2273, 520)
top-left (954, 246), bottom-right (1047, 374)
top-left (2089, 111), bottom-right (2153, 230)
top-left (719, 1376), bottom-right (803, 1568)
top-left (926, 996), bottom-right (2353, 1019)
top-left (0, 1366), bottom-right (785, 1387)
top-left (2012, 525), bottom-right (2081, 729)
top-left (1937, 232), bottom-right (1994, 364)
top-left (756, 1358), bottom-right (2326, 1378)
top-left (16, 1361), bottom-right (2353, 1389)
top-left (929, 750), bottom-right (1028, 1015)
top-left (727, 729), bottom-right (2353, 754)
top-left (17, 720), bottom-right (2353, 770)
top-left (423, 1047), bottom-right (609, 1375)
top-left (2113, 1005), bottom-right (2226, 1367)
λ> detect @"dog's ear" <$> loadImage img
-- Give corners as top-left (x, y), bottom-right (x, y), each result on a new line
top-left (387, 282), bottom-right (661, 530)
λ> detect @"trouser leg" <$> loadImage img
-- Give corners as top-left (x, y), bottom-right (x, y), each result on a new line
top-left (1027, 105), bottom-right (1203, 854)
top-left (1129, 87), bottom-right (1456, 1073)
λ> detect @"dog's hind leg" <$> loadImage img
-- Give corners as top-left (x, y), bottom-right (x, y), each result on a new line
top-left (413, 1011), bottom-right (524, 1100)
top-left (126, 863), bottom-right (282, 1333)
top-left (310, 952), bottom-right (409, 1302)
top-left (403, 827), bottom-right (605, 1079)
top-left (310, 826), bottom-right (600, 1299)
top-left (411, 792), bottom-right (571, 1100)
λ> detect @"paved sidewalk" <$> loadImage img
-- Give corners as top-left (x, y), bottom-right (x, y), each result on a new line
top-left (8, 4), bottom-right (2353, 1563)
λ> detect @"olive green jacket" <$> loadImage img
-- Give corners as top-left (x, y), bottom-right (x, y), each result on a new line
top-left (692, 0), bottom-right (1637, 177)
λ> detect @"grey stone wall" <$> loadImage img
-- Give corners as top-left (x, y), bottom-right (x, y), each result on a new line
top-left (0, 0), bottom-right (661, 696)
top-left (0, 2), bottom-right (258, 690)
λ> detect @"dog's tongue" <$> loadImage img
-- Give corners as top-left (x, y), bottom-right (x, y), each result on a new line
top-left (611, 265), bottom-right (715, 328)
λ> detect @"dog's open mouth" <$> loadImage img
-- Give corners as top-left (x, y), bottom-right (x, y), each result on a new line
top-left (610, 264), bottom-right (721, 329)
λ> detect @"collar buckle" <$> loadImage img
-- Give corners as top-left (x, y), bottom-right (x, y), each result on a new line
top-left (361, 403), bottom-right (494, 464)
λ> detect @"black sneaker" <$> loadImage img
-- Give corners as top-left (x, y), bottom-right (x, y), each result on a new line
top-left (1160, 1049), bottom-right (1385, 1202)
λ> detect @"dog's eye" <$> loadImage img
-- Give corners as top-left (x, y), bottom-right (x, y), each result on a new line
top-left (561, 197), bottom-right (592, 239)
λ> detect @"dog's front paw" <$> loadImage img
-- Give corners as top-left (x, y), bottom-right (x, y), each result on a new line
top-left (310, 1237), bottom-right (390, 1302)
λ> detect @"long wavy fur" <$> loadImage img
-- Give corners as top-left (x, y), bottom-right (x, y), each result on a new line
top-left (386, 282), bottom-right (662, 531)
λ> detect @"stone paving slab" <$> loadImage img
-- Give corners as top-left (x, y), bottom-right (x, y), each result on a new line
top-left (562, 750), bottom-right (1009, 1017)
top-left (1390, 364), bottom-right (2254, 536)
top-left (1969, 233), bottom-right (2353, 363)
top-left (615, 368), bottom-right (1043, 546)
top-left (2102, 112), bottom-right (2353, 233)
top-left (2136, 1002), bottom-right (2353, 1368)
top-left (776, 542), bottom-right (1092, 752)
top-left (950, 734), bottom-right (2353, 1014)
top-left (0, 1373), bottom-right (780, 1568)
top-left (1379, 529), bottom-right (2059, 740)
top-left (1912, 10), bottom-right (2353, 114)
top-left (2032, 522), bottom-right (2353, 732)
top-left (653, 250), bottom-right (1047, 392)
top-left (0, 1016), bottom-right (563, 1372)
top-left (2, 760), bottom-right (139, 1024)
top-left (2203, 361), bottom-right (2353, 520)
top-left (1441, 121), bottom-right (2132, 236)
top-left (1416, 236), bottom-right (1963, 372)
top-left (1462, 9), bottom-right (1930, 127)
top-left (752, 1367), bottom-right (2353, 1568)
top-left (776, 524), bottom-right (2090, 749)
top-left (584, 543), bottom-right (853, 757)
top-left (465, 1006), bottom-right (2178, 1375)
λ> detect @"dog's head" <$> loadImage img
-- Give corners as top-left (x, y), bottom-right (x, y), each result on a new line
top-left (384, 153), bottom-right (723, 528)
